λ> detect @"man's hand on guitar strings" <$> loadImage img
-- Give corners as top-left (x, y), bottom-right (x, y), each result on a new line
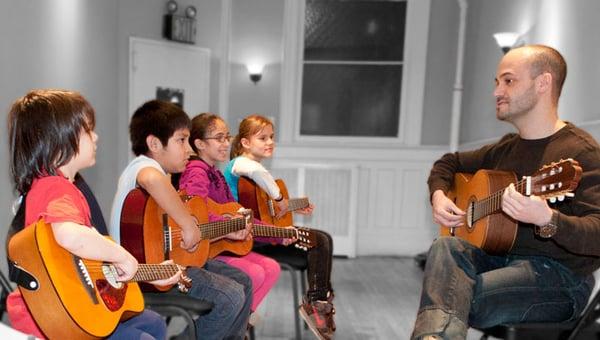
top-left (432, 190), bottom-right (465, 227)
top-left (502, 183), bottom-right (553, 226)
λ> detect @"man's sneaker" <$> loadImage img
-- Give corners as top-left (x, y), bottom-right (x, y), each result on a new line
top-left (299, 299), bottom-right (336, 340)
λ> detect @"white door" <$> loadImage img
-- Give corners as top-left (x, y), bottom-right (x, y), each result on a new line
top-left (129, 37), bottom-right (210, 121)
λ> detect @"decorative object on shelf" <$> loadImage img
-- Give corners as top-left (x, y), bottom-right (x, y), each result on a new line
top-left (163, 1), bottom-right (197, 44)
top-left (493, 32), bottom-right (523, 54)
top-left (247, 64), bottom-right (264, 84)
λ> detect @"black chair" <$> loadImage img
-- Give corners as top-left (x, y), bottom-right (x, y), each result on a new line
top-left (0, 269), bottom-right (14, 321)
top-left (143, 292), bottom-right (213, 339)
top-left (254, 244), bottom-right (308, 340)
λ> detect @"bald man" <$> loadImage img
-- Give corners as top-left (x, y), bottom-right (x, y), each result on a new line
top-left (412, 45), bottom-right (600, 339)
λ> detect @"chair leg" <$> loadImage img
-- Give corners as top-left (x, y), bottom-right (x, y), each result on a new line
top-left (248, 325), bottom-right (256, 340)
top-left (280, 263), bottom-right (301, 340)
top-left (301, 270), bottom-right (308, 330)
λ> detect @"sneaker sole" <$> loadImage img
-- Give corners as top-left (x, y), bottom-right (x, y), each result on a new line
top-left (299, 306), bottom-right (330, 340)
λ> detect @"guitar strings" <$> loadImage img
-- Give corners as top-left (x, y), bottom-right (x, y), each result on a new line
top-left (472, 178), bottom-right (527, 220)
top-left (80, 264), bottom-right (181, 282)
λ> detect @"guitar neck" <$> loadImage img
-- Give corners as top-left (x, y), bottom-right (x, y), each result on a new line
top-left (287, 198), bottom-right (309, 212)
top-left (253, 224), bottom-right (296, 239)
top-left (199, 218), bottom-right (246, 240)
top-left (131, 264), bottom-right (180, 282)
top-left (473, 178), bottom-right (529, 221)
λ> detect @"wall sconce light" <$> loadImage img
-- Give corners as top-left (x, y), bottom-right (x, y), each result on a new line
top-left (493, 32), bottom-right (522, 54)
top-left (247, 64), bottom-right (264, 84)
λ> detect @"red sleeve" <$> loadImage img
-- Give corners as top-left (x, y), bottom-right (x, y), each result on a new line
top-left (25, 176), bottom-right (91, 227)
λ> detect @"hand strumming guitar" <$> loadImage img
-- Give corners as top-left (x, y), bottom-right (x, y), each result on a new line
top-left (431, 190), bottom-right (465, 228)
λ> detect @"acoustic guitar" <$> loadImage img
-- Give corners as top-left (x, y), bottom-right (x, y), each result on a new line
top-left (206, 199), bottom-right (317, 258)
top-left (7, 219), bottom-right (191, 340)
top-left (440, 159), bottom-right (582, 254)
top-left (238, 176), bottom-right (310, 227)
top-left (120, 188), bottom-right (250, 269)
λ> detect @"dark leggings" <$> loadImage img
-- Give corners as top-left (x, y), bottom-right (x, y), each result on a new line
top-left (254, 229), bottom-right (333, 302)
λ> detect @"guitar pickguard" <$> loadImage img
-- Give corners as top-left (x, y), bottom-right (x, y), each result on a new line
top-left (96, 279), bottom-right (127, 312)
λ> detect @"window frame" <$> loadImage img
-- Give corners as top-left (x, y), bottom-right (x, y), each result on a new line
top-left (280, 0), bottom-right (430, 146)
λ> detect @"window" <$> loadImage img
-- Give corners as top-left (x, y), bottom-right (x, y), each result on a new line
top-left (281, 0), bottom-right (429, 144)
top-left (301, 0), bottom-right (406, 137)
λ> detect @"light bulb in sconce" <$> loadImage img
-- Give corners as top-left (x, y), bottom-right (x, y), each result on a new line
top-left (493, 32), bottom-right (521, 54)
top-left (247, 64), bottom-right (264, 84)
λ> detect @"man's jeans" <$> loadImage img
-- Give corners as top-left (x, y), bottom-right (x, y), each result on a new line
top-left (166, 259), bottom-right (253, 340)
top-left (412, 237), bottom-right (593, 340)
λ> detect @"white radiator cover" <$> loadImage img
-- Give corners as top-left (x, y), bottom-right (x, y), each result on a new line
top-left (269, 145), bottom-right (446, 257)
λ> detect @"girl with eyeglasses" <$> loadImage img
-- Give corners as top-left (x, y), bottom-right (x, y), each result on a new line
top-left (178, 113), bottom-right (281, 314)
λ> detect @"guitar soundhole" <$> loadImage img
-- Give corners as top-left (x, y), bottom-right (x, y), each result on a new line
top-left (466, 201), bottom-right (474, 231)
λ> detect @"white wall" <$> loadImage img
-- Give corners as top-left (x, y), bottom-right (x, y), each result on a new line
top-left (115, 0), bottom-right (225, 170)
top-left (0, 0), bottom-right (119, 270)
top-left (460, 0), bottom-right (600, 146)
top-left (228, 0), bottom-right (285, 130)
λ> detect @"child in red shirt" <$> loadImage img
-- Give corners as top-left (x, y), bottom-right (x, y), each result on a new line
top-left (6, 89), bottom-right (180, 339)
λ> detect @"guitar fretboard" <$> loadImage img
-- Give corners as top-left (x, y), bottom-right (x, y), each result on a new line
top-left (199, 218), bottom-right (247, 240)
top-left (131, 264), bottom-right (180, 282)
top-left (268, 197), bottom-right (309, 216)
top-left (472, 179), bottom-right (528, 222)
top-left (253, 224), bottom-right (296, 238)
top-left (288, 198), bottom-right (310, 212)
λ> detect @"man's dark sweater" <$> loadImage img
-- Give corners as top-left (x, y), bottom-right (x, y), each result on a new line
top-left (428, 122), bottom-right (600, 276)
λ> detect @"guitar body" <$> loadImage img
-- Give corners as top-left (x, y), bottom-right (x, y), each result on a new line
top-left (120, 189), bottom-right (211, 272)
top-left (441, 170), bottom-right (518, 254)
top-left (238, 177), bottom-right (293, 227)
top-left (8, 220), bottom-right (143, 339)
top-left (206, 199), bottom-right (253, 258)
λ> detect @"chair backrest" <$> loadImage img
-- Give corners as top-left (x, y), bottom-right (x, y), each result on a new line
top-left (0, 268), bottom-right (14, 320)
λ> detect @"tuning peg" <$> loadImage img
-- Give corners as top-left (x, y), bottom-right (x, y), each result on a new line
top-left (558, 195), bottom-right (565, 201)
top-left (549, 197), bottom-right (557, 203)
top-left (565, 193), bottom-right (575, 198)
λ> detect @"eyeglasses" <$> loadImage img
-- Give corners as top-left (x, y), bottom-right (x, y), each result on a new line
top-left (203, 134), bottom-right (233, 143)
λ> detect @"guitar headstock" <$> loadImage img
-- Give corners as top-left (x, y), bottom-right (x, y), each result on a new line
top-left (292, 227), bottom-right (317, 251)
top-left (176, 265), bottom-right (192, 294)
top-left (531, 158), bottom-right (582, 202)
